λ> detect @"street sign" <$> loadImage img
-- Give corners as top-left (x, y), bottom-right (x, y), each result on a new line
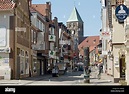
top-left (100, 31), bottom-right (111, 40)
top-left (115, 4), bottom-right (129, 21)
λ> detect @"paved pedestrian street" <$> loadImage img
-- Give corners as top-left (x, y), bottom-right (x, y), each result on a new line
top-left (0, 68), bottom-right (120, 86)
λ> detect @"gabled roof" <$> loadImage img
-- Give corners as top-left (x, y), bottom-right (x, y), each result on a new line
top-left (32, 4), bottom-right (47, 16)
top-left (78, 36), bottom-right (100, 48)
top-left (78, 36), bottom-right (87, 44)
top-left (0, 0), bottom-right (15, 10)
top-left (67, 7), bottom-right (83, 23)
top-left (78, 36), bottom-right (100, 55)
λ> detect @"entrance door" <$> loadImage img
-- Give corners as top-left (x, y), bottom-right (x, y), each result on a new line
top-left (40, 60), bottom-right (42, 75)
top-left (16, 55), bottom-right (20, 79)
top-left (40, 60), bottom-right (44, 75)
top-left (119, 54), bottom-right (125, 79)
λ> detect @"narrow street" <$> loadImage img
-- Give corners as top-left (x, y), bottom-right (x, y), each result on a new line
top-left (0, 67), bottom-right (120, 86)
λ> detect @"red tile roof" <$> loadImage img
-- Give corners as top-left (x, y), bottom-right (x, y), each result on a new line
top-left (32, 4), bottom-right (46, 16)
top-left (0, 0), bottom-right (15, 10)
top-left (78, 36), bottom-right (100, 56)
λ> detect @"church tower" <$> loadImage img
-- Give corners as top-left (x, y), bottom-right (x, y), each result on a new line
top-left (67, 7), bottom-right (84, 44)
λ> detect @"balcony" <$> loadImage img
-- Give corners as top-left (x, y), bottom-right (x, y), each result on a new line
top-left (32, 42), bottom-right (45, 51)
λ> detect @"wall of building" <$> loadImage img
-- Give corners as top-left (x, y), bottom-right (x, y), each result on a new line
top-left (125, 49), bottom-right (129, 85)
top-left (112, 7), bottom-right (125, 43)
top-left (125, 0), bottom-right (129, 85)
top-left (113, 45), bottom-right (120, 82)
top-left (107, 56), bottom-right (113, 76)
top-left (0, 11), bottom-right (13, 79)
top-left (113, 45), bottom-right (125, 83)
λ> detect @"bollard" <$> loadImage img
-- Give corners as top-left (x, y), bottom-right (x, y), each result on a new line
top-left (83, 67), bottom-right (90, 83)
top-left (84, 74), bottom-right (90, 83)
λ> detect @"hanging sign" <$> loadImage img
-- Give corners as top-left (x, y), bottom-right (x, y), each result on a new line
top-left (115, 4), bottom-right (129, 21)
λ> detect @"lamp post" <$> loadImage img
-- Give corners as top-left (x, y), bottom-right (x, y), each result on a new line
top-left (60, 31), bottom-right (65, 62)
top-left (83, 47), bottom-right (90, 83)
top-left (55, 47), bottom-right (58, 64)
top-left (71, 30), bottom-right (75, 69)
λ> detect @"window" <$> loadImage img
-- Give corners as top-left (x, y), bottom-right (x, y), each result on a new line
top-left (39, 21), bottom-right (42, 30)
top-left (0, 27), bottom-right (6, 46)
top-left (50, 42), bottom-right (54, 50)
top-left (69, 24), bottom-right (71, 28)
top-left (31, 30), bottom-right (33, 42)
top-left (25, 51), bottom-right (29, 74)
top-left (71, 23), bottom-right (73, 27)
top-left (42, 23), bottom-right (45, 32)
top-left (33, 59), bottom-right (37, 73)
top-left (49, 27), bottom-right (54, 35)
top-left (36, 19), bottom-right (39, 29)
top-left (33, 31), bottom-right (36, 44)
top-left (20, 50), bottom-right (25, 75)
top-left (93, 39), bottom-right (96, 44)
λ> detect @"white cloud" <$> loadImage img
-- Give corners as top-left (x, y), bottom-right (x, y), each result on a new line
top-left (78, 2), bottom-right (81, 6)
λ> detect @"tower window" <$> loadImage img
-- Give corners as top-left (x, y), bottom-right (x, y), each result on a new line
top-left (69, 24), bottom-right (71, 28)
top-left (71, 23), bottom-right (73, 27)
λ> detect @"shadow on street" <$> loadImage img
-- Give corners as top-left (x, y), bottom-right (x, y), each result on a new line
top-left (21, 71), bottom-right (84, 82)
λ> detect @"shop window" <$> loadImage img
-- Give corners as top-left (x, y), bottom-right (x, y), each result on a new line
top-left (20, 50), bottom-right (25, 75)
top-left (120, 54), bottom-right (125, 79)
top-left (20, 59), bottom-right (24, 74)
top-left (33, 59), bottom-right (37, 73)
top-left (25, 51), bottom-right (29, 74)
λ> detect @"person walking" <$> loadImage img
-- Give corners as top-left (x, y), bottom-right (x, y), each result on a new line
top-left (97, 63), bottom-right (103, 79)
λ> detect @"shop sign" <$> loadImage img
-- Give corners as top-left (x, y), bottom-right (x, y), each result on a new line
top-left (115, 4), bottom-right (128, 21)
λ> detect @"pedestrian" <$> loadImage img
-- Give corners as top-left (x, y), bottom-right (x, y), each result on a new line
top-left (97, 63), bottom-right (103, 79)
top-left (88, 66), bottom-right (91, 74)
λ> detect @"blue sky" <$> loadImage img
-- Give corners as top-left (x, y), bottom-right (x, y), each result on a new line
top-left (32, 0), bottom-right (102, 36)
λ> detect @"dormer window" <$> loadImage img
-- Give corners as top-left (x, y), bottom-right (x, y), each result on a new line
top-left (93, 39), bottom-right (96, 43)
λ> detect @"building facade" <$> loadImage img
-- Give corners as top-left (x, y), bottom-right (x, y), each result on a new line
top-left (101, 0), bottom-right (127, 84)
top-left (67, 6), bottom-right (84, 65)
top-left (30, 3), bottom-right (47, 76)
top-left (124, 0), bottom-right (129, 85)
top-left (0, 0), bottom-right (31, 79)
top-left (78, 36), bottom-right (100, 65)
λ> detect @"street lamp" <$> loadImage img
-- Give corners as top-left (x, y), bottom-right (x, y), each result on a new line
top-left (71, 30), bottom-right (75, 69)
top-left (59, 30), bottom-right (65, 62)
top-left (55, 47), bottom-right (58, 64)
top-left (83, 47), bottom-right (90, 83)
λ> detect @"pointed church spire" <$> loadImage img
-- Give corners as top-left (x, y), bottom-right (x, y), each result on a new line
top-left (67, 7), bottom-right (83, 23)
